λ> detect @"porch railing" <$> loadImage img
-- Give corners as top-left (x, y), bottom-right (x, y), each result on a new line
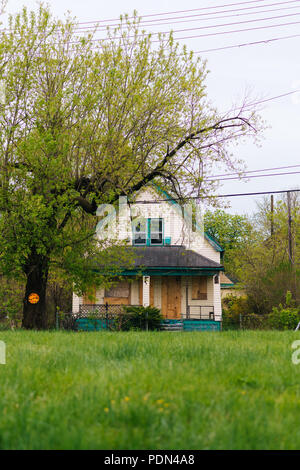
top-left (183, 305), bottom-right (215, 321)
top-left (79, 304), bottom-right (138, 316)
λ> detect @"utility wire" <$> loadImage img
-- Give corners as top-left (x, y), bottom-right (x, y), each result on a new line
top-left (131, 188), bottom-right (300, 204)
top-left (207, 164), bottom-right (300, 178)
top-left (237, 89), bottom-right (300, 109)
top-left (83, 11), bottom-right (300, 42)
top-left (72, 2), bottom-right (300, 32)
top-left (192, 31), bottom-right (300, 53)
top-left (212, 170), bottom-right (300, 181)
top-left (70, 0), bottom-right (274, 25)
top-left (152, 18), bottom-right (300, 42)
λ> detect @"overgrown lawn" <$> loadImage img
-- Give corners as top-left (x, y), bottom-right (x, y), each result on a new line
top-left (0, 330), bottom-right (300, 449)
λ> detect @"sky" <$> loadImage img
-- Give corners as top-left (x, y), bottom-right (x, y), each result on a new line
top-left (3, 0), bottom-right (300, 215)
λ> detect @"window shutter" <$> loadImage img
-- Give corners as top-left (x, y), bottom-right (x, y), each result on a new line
top-left (192, 276), bottom-right (207, 300)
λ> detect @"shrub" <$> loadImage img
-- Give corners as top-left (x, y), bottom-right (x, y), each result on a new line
top-left (222, 294), bottom-right (251, 316)
top-left (222, 295), bottom-right (252, 329)
top-left (121, 306), bottom-right (163, 331)
top-left (267, 291), bottom-right (300, 330)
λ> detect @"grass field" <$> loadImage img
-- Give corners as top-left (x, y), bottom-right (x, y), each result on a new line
top-left (0, 330), bottom-right (300, 450)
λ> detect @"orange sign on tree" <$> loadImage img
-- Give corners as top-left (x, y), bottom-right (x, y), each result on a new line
top-left (28, 293), bottom-right (40, 304)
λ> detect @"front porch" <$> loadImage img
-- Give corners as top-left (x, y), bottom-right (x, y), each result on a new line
top-left (74, 273), bottom-right (222, 322)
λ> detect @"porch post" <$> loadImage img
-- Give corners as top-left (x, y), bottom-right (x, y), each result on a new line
top-left (142, 276), bottom-right (150, 307)
top-left (213, 274), bottom-right (222, 321)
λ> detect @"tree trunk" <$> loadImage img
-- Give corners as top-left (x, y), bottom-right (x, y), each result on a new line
top-left (22, 255), bottom-right (49, 329)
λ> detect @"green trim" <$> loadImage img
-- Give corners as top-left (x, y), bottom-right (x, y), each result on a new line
top-left (221, 282), bottom-right (235, 288)
top-left (100, 267), bottom-right (223, 276)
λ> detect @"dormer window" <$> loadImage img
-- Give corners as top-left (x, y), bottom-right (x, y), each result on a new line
top-left (133, 218), bottom-right (163, 246)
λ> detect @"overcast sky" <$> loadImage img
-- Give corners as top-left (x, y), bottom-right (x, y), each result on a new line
top-left (3, 0), bottom-right (300, 215)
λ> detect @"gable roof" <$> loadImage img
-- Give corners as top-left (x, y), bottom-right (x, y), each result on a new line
top-left (149, 183), bottom-right (224, 253)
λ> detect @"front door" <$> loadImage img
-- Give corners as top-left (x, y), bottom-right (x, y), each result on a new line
top-left (161, 276), bottom-right (181, 319)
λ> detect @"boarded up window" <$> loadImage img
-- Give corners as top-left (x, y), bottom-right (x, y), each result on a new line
top-left (192, 276), bottom-right (207, 300)
top-left (83, 287), bottom-right (96, 304)
top-left (105, 281), bottom-right (130, 298)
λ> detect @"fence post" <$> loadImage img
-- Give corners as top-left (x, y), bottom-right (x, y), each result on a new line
top-left (105, 302), bottom-right (108, 330)
top-left (56, 307), bottom-right (59, 330)
top-left (240, 313), bottom-right (242, 330)
top-left (146, 309), bottom-right (149, 331)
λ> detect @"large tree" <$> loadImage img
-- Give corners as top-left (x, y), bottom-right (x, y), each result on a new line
top-left (204, 209), bottom-right (252, 272)
top-left (0, 6), bottom-right (262, 328)
top-left (231, 194), bottom-right (300, 313)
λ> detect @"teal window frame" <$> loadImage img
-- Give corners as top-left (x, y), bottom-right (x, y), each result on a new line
top-left (132, 218), bottom-right (164, 246)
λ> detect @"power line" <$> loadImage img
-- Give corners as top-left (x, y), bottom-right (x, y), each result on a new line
top-left (70, 0), bottom-right (274, 25)
top-left (72, 2), bottom-right (300, 32)
top-left (132, 188), bottom-right (300, 204)
top-left (153, 18), bottom-right (300, 42)
top-left (4, 1), bottom-right (297, 34)
top-left (240, 89), bottom-right (300, 108)
top-left (82, 18), bottom-right (300, 48)
top-left (192, 31), bottom-right (300, 53)
top-left (83, 11), bottom-right (300, 42)
top-left (213, 170), bottom-right (300, 181)
top-left (207, 164), bottom-right (300, 178)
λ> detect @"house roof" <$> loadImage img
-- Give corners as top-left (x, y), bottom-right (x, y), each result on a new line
top-left (128, 246), bottom-right (223, 270)
top-left (220, 272), bottom-right (236, 288)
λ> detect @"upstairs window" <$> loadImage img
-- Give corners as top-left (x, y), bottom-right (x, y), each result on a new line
top-left (133, 219), bottom-right (147, 245)
top-left (132, 218), bottom-right (164, 246)
top-left (150, 218), bottom-right (163, 245)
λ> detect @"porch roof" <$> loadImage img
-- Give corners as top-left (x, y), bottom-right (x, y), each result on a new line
top-left (131, 246), bottom-right (222, 268)
top-left (119, 246), bottom-right (224, 276)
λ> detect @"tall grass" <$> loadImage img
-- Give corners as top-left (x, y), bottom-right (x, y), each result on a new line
top-left (0, 330), bottom-right (300, 449)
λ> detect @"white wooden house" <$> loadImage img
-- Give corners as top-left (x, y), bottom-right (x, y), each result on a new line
top-left (72, 185), bottom-right (224, 330)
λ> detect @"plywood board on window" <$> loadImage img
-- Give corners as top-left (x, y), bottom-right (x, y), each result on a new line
top-left (105, 280), bottom-right (130, 298)
top-left (104, 280), bottom-right (131, 305)
top-left (192, 276), bottom-right (207, 300)
top-left (83, 287), bottom-right (96, 305)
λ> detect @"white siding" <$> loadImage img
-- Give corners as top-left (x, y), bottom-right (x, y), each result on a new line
top-left (72, 293), bottom-right (82, 313)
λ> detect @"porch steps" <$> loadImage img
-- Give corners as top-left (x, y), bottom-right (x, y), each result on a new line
top-left (160, 319), bottom-right (183, 331)
top-left (160, 319), bottom-right (221, 332)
